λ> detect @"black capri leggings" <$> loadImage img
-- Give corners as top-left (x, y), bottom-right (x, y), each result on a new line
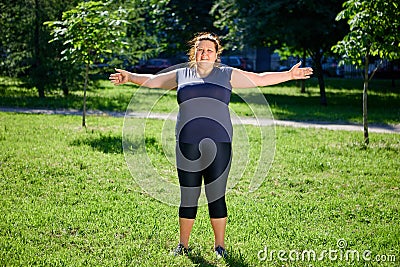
top-left (176, 141), bottom-right (232, 219)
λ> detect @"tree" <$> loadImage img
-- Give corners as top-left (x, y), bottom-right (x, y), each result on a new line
top-left (142, 0), bottom-right (222, 58)
top-left (212, 0), bottom-right (347, 105)
top-left (45, 1), bottom-right (131, 127)
top-left (333, 0), bottom-right (400, 144)
top-left (0, 0), bottom-right (80, 97)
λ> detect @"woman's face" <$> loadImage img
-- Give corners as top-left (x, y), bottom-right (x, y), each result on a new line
top-left (195, 40), bottom-right (217, 63)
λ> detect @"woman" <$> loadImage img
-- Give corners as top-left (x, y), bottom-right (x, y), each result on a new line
top-left (109, 32), bottom-right (313, 259)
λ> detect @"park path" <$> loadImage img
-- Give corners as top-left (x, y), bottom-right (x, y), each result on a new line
top-left (1, 107), bottom-right (399, 134)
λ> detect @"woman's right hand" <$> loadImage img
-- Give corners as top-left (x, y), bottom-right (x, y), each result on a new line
top-left (109, 68), bottom-right (130, 85)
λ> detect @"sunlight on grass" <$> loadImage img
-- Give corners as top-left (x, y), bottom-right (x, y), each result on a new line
top-left (0, 113), bottom-right (398, 266)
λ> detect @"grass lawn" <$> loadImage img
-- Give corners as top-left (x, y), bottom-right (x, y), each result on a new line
top-left (0, 113), bottom-right (399, 266)
top-left (1, 76), bottom-right (399, 125)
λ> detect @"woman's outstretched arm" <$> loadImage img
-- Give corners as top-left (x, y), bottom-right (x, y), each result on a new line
top-left (230, 62), bottom-right (313, 88)
top-left (109, 68), bottom-right (177, 90)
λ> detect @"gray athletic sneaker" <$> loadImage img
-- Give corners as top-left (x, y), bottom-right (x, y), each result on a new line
top-left (215, 245), bottom-right (227, 259)
top-left (172, 243), bottom-right (190, 256)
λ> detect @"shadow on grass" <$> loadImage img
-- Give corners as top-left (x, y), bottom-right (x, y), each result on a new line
top-left (71, 134), bottom-right (123, 154)
top-left (188, 253), bottom-right (250, 267)
top-left (188, 254), bottom-right (218, 267)
top-left (230, 87), bottom-right (400, 124)
top-left (224, 255), bottom-right (251, 267)
top-left (0, 94), bottom-right (129, 112)
top-left (71, 134), bottom-right (153, 155)
top-left (272, 77), bottom-right (399, 93)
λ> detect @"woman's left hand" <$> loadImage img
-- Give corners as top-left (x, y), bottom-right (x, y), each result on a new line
top-left (290, 62), bottom-right (313, 79)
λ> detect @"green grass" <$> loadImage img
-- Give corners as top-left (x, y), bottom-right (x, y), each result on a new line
top-left (1, 76), bottom-right (399, 125)
top-left (0, 112), bottom-right (399, 266)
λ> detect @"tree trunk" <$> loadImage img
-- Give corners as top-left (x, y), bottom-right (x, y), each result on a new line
top-left (300, 48), bottom-right (306, 93)
top-left (82, 63), bottom-right (89, 127)
top-left (389, 61), bottom-right (395, 89)
top-left (62, 78), bottom-right (69, 96)
top-left (363, 56), bottom-right (369, 145)
top-left (34, 0), bottom-right (45, 98)
top-left (313, 52), bottom-right (327, 106)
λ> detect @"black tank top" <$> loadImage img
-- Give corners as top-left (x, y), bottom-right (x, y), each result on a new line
top-left (176, 66), bottom-right (233, 144)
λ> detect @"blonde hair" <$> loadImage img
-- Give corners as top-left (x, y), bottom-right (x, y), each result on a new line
top-left (187, 32), bottom-right (223, 63)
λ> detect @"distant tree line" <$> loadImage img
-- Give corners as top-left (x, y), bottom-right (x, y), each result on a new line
top-left (1, 0), bottom-right (399, 107)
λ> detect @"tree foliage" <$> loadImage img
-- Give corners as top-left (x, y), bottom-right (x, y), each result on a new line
top-left (333, 0), bottom-right (400, 144)
top-left (333, 0), bottom-right (399, 66)
top-left (143, 0), bottom-right (221, 57)
top-left (212, 0), bottom-right (347, 105)
top-left (46, 2), bottom-right (129, 64)
top-left (0, 0), bottom-right (81, 97)
top-left (213, 0), bottom-right (346, 51)
top-left (45, 1), bottom-right (130, 126)
top-left (0, 0), bottom-right (163, 98)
